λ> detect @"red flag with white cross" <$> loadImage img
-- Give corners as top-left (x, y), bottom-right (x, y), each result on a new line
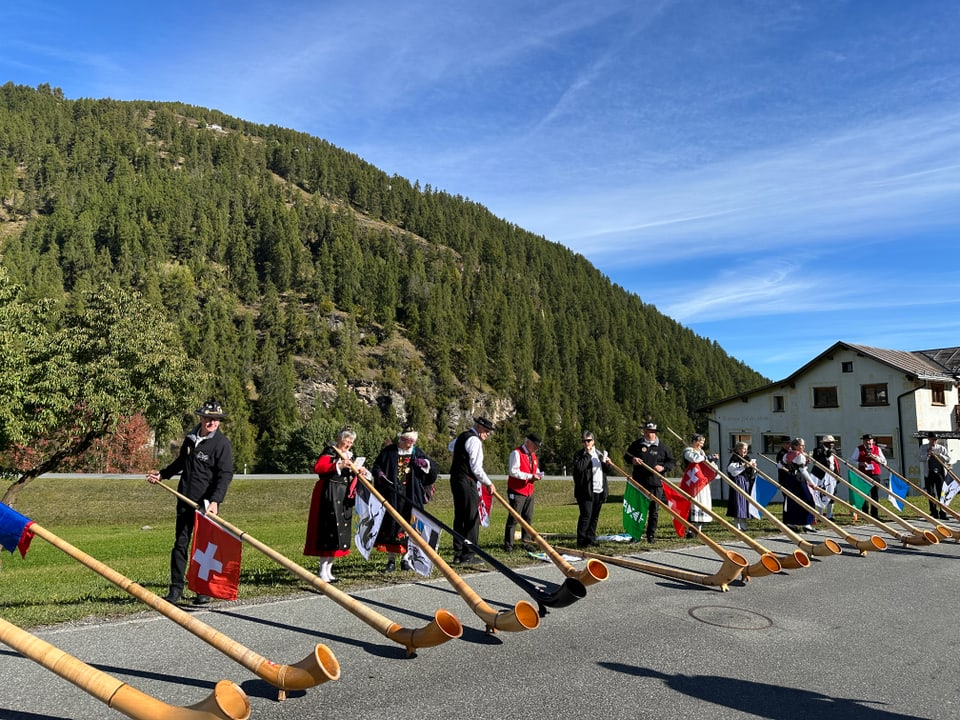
top-left (186, 511), bottom-right (242, 600)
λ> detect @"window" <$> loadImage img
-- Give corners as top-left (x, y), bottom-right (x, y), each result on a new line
top-left (860, 383), bottom-right (888, 406)
top-left (842, 361), bottom-right (853, 373)
top-left (874, 435), bottom-right (895, 460)
top-left (772, 395), bottom-right (785, 413)
top-left (763, 435), bottom-right (791, 454)
top-left (813, 386), bottom-right (839, 408)
top-left (729, 433), bottom-right (752, 452)
top-left (931, 383), bottom-right (946, 406)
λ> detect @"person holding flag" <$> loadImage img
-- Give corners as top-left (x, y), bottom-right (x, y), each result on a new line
top-left (811, 435), bottom-right (840, 518)
top-left (371, 427), bottom-right (439, 572)
top-left (624, 421), bottom-right (676, 543)
top-left (146, 399), bottom-right (234, 605)
top-left (681, 434), bottom-right (718, 538)
top-left (572, 431), bottom-right (612, 548)
top-left (850, 434), bottom-right (886, 520)
top-left (447, 416), bottom-right (496, 566)
top-left (920, 432), bottom-right (951, 520)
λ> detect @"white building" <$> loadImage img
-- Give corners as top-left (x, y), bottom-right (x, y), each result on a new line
top-left (699, 342), bottom-right (959, 490)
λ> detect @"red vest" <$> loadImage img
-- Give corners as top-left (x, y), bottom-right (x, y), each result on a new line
top-left (507, 447), bottom-right (538, 496)
top-left (856, 445), bottom-right (880, 475)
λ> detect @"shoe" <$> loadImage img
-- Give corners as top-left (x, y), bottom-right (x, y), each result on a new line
top-left (383, 558), bottom-right (396, 573)
top-left (162, 589), bottom-right (182, 604)
top-left (645, 537), bottom-right (655, 544)
top-left (459, 556), bottom-right (485, 566)
top-left (802, 525), bottom-right (816, 532)
top-left (684, 531), bottom-right (695, 539)
top-left (400, 558), bottom-right (414, 572)
top-left (193, 594), bottom-right (211, 606)
top-left (452, 556), bottom-right (462, 565)
top-left (502, 545), bottom-right (513, 552)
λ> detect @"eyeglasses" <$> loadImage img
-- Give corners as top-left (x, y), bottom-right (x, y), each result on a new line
top-left (584, 439), bottom-right (594, 443)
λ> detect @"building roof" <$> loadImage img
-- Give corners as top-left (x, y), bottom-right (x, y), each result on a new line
top-left (699, 341), bottom-right (958, 411)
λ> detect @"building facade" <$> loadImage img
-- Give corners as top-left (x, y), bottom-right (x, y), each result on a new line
top-left (699, 343), bottom-right (960, 492)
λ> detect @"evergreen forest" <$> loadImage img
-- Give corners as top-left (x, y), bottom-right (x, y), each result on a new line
top-left (0, 83), bottom-right (767, 476)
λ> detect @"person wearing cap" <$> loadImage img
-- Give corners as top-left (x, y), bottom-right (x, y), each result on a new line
top-left (850, 434), bottom-right (886, 519)
top-left (811, 435), bottom-right (840, 519)
top-left (370, 427), bottom-right (439, 572)
top-left (447, 417), bottom-right (496, 565)
top-left (624, 421), bottom-right (676, 543)
top-left (147, 398), bottom-right (234, 605)
top-left (572, 431), bottom-right (613, 548)
top-left (920, 432), bottom-right (951, 519)
top-left (503, 432), bottom-right (544, 552)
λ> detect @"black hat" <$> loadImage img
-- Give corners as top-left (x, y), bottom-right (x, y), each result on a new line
top-left (474, 417), bottom-right (496, 431)
top-left (927, 431), bottom-right (939, 439)
top-left (195, 398), bottom-right (228, 420)
top-left (643, 421), bottom-right (658, 431)
top-left (862, 433), bottom-right (874, 440)
top-left (525, 432), bottom-right (542, 445)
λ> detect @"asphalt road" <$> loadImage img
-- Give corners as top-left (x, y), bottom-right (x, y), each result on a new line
top-left (1, 525), bottom-right (958, 720)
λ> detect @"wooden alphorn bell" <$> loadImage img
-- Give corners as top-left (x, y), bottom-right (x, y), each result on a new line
top-left (883, 457), bottom-right (960, 539)
top-left (754, 457), bottom-right (886, 555)
top-left (0, 617), bottom-right (252, 720)
top-left (825, 457), bottom-right (951, 539)
top-left (487, 483), bottom-right (609, 586)
top-left (604, 459), bottom-right (747, 591)
top-left (154, 482), bottom-right (463, 656)
top-left (714, 459), bottom-right (839, 560)
top-left (332, 446), bottom-right (540, 634)
top-left (28, 521), bottom-right (338, 701)
top-left (829, 456), bottom-right (941, 546)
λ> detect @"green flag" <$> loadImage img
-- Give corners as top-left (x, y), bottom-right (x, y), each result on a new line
top-left (622, 482), bottom-right (649, 540)
top-left (847, 470), bottom-right (873, 511)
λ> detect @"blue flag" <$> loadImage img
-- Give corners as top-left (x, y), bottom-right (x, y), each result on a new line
top-left (886, 472), bottom-right (911, 512)
top-left (0, 504), bottom-right (34, 557)
top-left (748, 476), bottom-right (779, 518)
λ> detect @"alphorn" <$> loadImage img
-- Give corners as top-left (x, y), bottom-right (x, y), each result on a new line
top-left (822, 456), bottom-right (951, 539)
top-left (154, 482), bottom-right (463, 656)
top-left (29, 521), bottom-right (339, 701)
top-left (402, 501), bottom-right (586, 616)
top-left (332, 446), bottom-right (540, 634)
top-left (663, 428), bottom-right (813, 569)
top-left (0, 617), bottom-right (251, 720)
top-left (487, 484), bottom-right (609, 586)
top-left (631, 458), bottom-right (783, 578)
top-left (754, 458), bottom-right (886, 555)
top-left (556, 545), bottom-right (746, 593)
top-left (606, 459), bottom-right (747, 590)
top-left (883, 458), bottom-right (960, 538)
top-left (714, 461), bottom-right (839, 559)
top-left (826, 456), bottom-right (940, 546)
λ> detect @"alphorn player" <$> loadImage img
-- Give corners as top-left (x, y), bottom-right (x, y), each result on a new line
top-left (624, 421), bottom-right (676, 544)
top-left (811, 435), bottom-right (840, 519)
top-left (726, 442), bottom-right (757, 531)
top-left (779, 438), bottom-right (815, 532)
top-left (147, 398), bottom-right (234, 605)
top-left (919, 432), bottom-right (951, 520)
top-left (447, 416), bottom-right (497, 566)
top-left (850, 434), bottom-right (886, 520)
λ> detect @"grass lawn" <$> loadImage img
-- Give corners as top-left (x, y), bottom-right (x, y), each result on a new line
top-left (1, 475), bottom-right (905, 628)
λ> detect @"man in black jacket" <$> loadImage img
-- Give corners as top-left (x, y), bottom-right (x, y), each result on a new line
top-left (147, 399), bottom-right (234, 604)
top-left (572, 431), bottom-right (612, 547)
top-left (624, 421), bottom-right (675, 543)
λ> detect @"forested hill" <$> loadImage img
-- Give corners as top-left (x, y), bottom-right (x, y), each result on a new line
top-left (0, 82), bottom-right (766, 473)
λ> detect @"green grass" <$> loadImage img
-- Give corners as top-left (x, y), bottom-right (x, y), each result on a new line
top-left (1, 476), bottom-right (912, 628)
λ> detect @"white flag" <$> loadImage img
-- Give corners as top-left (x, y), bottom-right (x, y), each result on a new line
top-left (353, 485), bottom-right (386, 560)
top-left (405, 508), bottom-right (442, 577)
top-left (942, 479), bottom-right (960, 506)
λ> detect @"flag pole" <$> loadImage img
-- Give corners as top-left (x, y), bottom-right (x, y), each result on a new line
top-left (486, 483), bottom-right (609, 586)
top-left (604, 459), bottom-right (748, 590)
top-left (883, 457), bottom-right (960, 537)
top-left (664, 427), bottom-right (813, 569)
top-left (825, 456), bottom-right (941, 546)
top-left (26, 520), bottom-right (339, 701)
top-left (331, 445), bottom-right (540, 635)
top-left (0, 617), bottom-right (251, 720)
top-left (151, 481), bottom-right (463, 656)
top-left (754, 456), bottom-right (887, 555)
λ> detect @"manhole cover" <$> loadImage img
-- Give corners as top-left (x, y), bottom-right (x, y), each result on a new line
top-left (688, 605), bottom-right (773, 630)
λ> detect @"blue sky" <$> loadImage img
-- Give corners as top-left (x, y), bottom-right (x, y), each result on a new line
top-left (3, 1), bottom-right (960, 381)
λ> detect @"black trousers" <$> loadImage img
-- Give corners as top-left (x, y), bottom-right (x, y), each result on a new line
top-left (925, 474), bottom-right (945, 515)
top-left (866, 474), bottom-right (882, 518)
top-left (576, 492), bottom-right (605, 547)
top-left (644, 485), bottom-right (665, 539)
top-left (450, 475), bottom-right (480, 560)
top-left (169, 502), bottom-right (196, 592)
top-left (503, 492), bottom-right (534, 548)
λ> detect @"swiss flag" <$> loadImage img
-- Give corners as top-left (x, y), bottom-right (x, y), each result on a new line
top-left (186, 511), bottom-right (242, 600)
top-left (478, 482), bottom-right (493, 528)
top-left (666, 462), bottom-right (718, 537)
top-left (662, 483), bottom-right (691, 538)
